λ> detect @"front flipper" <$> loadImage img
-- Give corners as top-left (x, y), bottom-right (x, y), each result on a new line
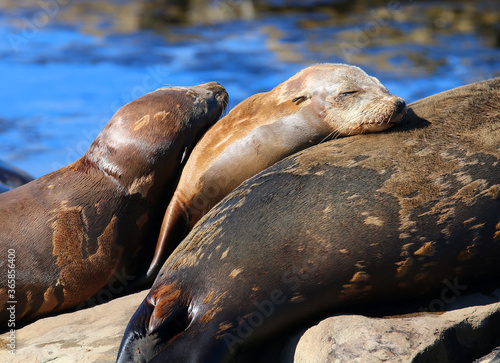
top-left (117, 299), bottom-right (157, 363)
top-left (149, 327), bottom-right (230, 363)
top-left (146, 197), bottom-right (190, 280)
top-left (117, 281), bottom-right (235, 363)
top-left (117, 283), bottom-right (191, 363)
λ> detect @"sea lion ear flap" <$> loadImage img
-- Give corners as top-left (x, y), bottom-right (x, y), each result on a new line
top-left (291, 91), bottom-right (312, 104)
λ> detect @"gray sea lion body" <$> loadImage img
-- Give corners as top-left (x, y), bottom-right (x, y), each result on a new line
top-left (118, 77), bottom-right (500, 362)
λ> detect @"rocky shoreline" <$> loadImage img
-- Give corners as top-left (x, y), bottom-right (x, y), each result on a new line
top-left (3, 288), bottom-right (500, 362)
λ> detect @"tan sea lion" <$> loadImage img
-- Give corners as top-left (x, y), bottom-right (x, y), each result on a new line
top-left (146, 63), bottom-right (407, 278)
top-left (0, 82), bottom-right (228, 325)
top-left (118, 77), bottom-right (500, 363)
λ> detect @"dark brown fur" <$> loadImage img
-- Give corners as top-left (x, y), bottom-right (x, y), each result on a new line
top-left (0, 83), bottom-right (228, 325)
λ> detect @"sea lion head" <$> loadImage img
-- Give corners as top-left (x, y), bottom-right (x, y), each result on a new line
top-left (282, 63), bottom-right (406, 137)
top-left (84, 82), bottom-right (228, 193)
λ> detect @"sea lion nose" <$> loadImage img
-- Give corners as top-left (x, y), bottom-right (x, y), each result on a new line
top-left (395, 99), bottom-right (406, 114)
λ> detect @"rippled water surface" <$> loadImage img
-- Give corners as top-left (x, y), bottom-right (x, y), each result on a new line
top-left (1, 0), bottom-right (500, 176)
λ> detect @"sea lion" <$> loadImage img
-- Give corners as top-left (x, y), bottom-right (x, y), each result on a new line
top-left (146, 63), bottom-right (407, 278)
top-left (0, 82), bottom-right (228, 325)
top-left (0, 160), bottom-right (34, 192)
top-left (117, 77), bottom-right (500, 362)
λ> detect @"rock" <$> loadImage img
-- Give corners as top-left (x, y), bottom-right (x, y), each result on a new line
top-left (475, 347), bottom-right (500, 363)
top-left (2, 287), bottom-right (500, 362)
top-left (0, 290), bottom-right (148, 363)
top-left (294, 301), bottom-right (500, 363)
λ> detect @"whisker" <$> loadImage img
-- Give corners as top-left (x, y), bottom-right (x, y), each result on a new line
top-left (317, 130), bottom-right (336, 144)
top-left (331, 130), bottom-right (342, 140)
top-left (386, 107), bottom-right (395, 125)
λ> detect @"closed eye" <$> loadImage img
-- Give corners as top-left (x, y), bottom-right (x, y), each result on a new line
top-left (339, 91), bottom-right (358, 97)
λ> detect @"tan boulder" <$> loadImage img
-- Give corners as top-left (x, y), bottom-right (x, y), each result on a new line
top-left (294, 302), bottom-right (500, 363)
top-left (0, 290), bottom-right (147, 363)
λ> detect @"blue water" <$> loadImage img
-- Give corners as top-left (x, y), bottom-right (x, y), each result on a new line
top-left (1, 0), bottom-right (500, 177)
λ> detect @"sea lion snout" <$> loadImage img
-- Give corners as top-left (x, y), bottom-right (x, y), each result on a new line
top-left (193, 81), bottom-right (228, 103)
top-left (395, 98), bottom-right (407, 115)
top-left (384, 96), bottom-right (407, 126)
top-left (330, 90), bottom-right (407, 135)
top-left (201, 81), bottom-right (227, 96)
top-left (383, 93), bottom-right (407, 117)
top-left (194, 81), bottom-right (229, 124)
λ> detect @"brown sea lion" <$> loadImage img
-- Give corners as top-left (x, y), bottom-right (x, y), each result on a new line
top-left (146, 63), bottom-right (406, 278)
top-left (0, 82), bottom-right (228, 325)
top-left (117, 77), bottom-right (500, 362)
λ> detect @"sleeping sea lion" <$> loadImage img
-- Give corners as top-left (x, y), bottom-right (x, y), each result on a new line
top-left (147, 64), bottom-right (406, 278)
top-left (118, 77), bottom-right (500, 362)
top-left (0, 82), bottom-right (228, 325)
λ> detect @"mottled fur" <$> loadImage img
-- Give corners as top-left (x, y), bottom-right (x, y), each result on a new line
top-left (147, 64), bottom-right (406, 279)
top-left (119, 77), bottom-right (500, 362)
top-left (0, 83), bottom-right (228, 325)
